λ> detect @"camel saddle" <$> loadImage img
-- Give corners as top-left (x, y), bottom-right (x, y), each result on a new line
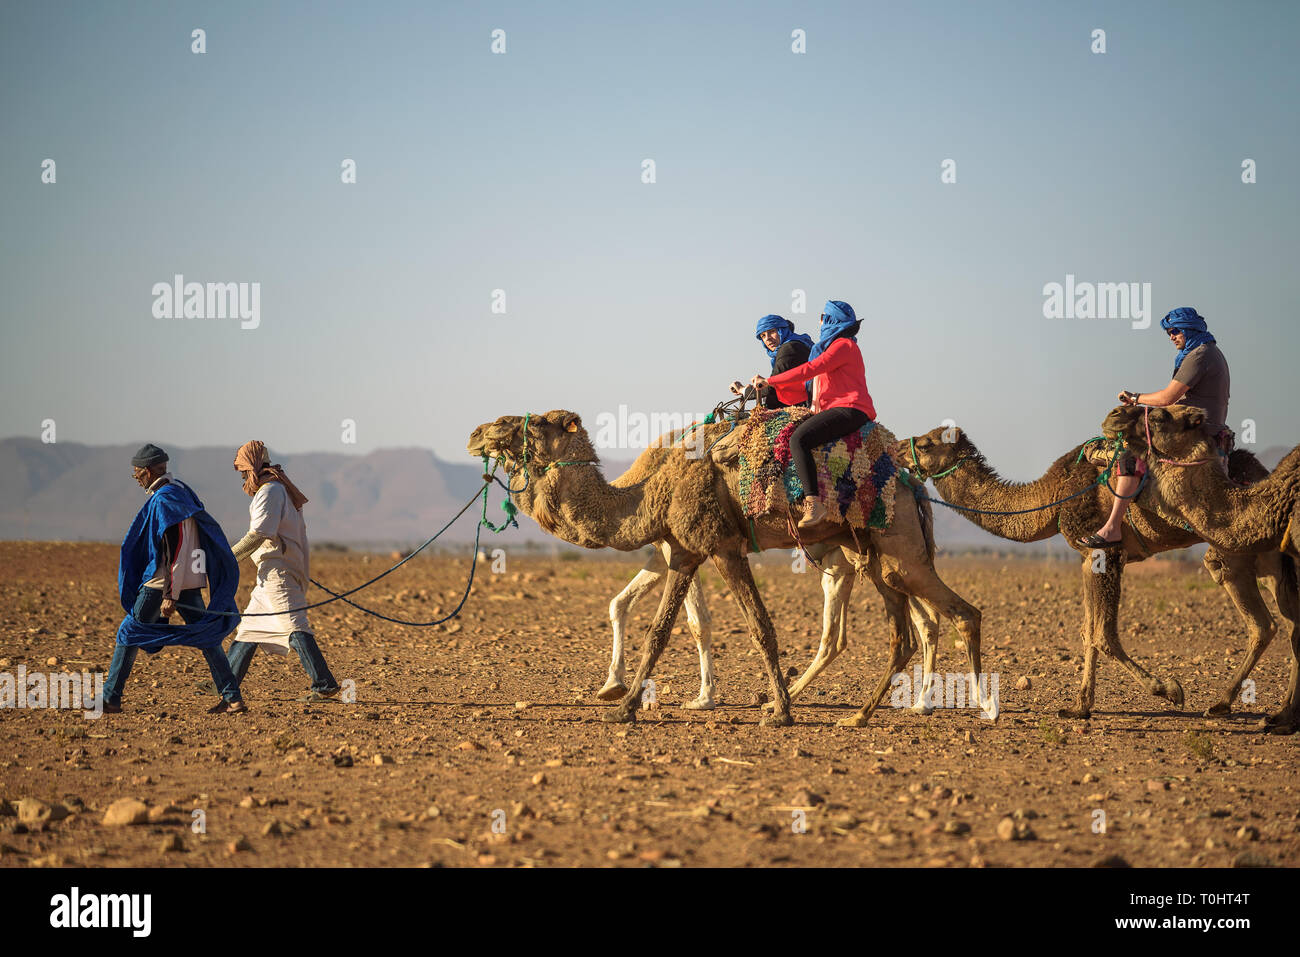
top-left (726, 407), bottom-right (901, 529)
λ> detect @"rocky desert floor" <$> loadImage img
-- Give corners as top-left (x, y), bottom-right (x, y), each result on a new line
top-left (0, 541), bottom-right (1296, 868)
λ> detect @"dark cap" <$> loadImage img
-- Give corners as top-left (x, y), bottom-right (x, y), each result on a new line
top-left (130, 443), bottom-right (169, 468)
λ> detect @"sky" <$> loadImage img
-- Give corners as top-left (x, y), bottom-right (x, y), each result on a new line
top-left (2, 0), bottom-right (1297, 481)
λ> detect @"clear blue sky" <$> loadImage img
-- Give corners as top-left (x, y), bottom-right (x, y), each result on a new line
top-left (2, 0), bottom-right (1297, 479)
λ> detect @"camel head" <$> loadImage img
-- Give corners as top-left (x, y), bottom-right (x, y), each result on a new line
top-left (895, 425), bottom-right (976, 482)
top-left (467, 409), bottom-right (597, 478)
top-left (1101, 404), bottom-right (1211, 462)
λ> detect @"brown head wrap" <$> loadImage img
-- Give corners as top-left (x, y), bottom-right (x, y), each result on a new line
top-left (233, 440), bottom-right (309, 511)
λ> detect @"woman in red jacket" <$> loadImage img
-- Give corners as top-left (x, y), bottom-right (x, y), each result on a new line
top-left (750, 300), bottom-right (876, 528)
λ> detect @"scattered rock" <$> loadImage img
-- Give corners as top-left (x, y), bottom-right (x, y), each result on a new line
top-left (996, 817), bottom-right (1035, 841)
top-left (17, 799), bottom-right (55, 826)
top-left (1015, 676), bottom-right (1031, 691)
top-left (1236, 825), bottom-right (1260, 842)
top-left (261, 820), bottom-right (285, 837)
top-left (226, 836), bottom-right (252, 854)
top-left (372, 754), bottom-right (394, 765)
top-left (1231, 851), bottom-right (1274, 868)
top-left (514, 701), bottom-right (532, 710)
top-left (531, 772), bottom-right (547, 786)
top-left (102, 799), bottom-right (149, 827)
top-left (1146, 779), bottom-right (1169, 793)
top-left (791, 788), bottom-right (824, 808)
top-left (943, 820), bottom-right (971, 836)
top-left (147, 804), bottom-right (181, 822)
top-left (159, 834), bottom-right (184, 853)
top-left (457, 741), bottom-right (485, 752)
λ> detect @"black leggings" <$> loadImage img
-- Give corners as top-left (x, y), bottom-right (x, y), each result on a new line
top-left (790, 407), bottom-right (870, 499)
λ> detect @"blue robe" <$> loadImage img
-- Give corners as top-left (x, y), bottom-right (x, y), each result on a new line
top-left (116, 481), bottom-right (240, 652)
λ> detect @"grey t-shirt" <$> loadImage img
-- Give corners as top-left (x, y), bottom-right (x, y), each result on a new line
top-left (1173, 342), bottom-right (1230, 434)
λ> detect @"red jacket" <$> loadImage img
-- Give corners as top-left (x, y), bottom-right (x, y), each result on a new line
top-left (766, 337), bottom-right (875, 418)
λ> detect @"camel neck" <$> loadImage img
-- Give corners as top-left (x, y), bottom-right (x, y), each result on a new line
top-left (514, 461), bottom-right (662, 551)
top-left (933, 454), bottom-right (1074, 543)
top-left (1150, 456), bottom-right (1298, 553)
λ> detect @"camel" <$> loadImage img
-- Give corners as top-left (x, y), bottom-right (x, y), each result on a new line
top-left (1102, 403), bottom-right (1300, 730)
top-left (604, 542), bottom-right (944, 713)
top-left (468, 409), bottom-right (985, 726)
top-left (898, 424), bottom-right (1295, 719)
top-left (595, 428), bottom-right (942, 712)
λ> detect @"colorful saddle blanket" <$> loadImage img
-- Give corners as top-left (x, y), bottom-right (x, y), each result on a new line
top-left (737, 407), bottom-right (900, 529)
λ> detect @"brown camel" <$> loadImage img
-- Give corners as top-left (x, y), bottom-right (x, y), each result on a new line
top-left (1102, 403), bottom-right (1300, 730)
top-left (898, 424), bottom-right (1295, 719)
top-left (468, 410), bottom-right (984, 726)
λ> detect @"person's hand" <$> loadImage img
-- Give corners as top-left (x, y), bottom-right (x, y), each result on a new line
top-left (729, 380), bottom-right (744, 395)
top-left (1118, 390), bottom-right (1139, 406)
top-left (751, 375), bottom-right (768, 391)
top-left (160, 597), bottom-right (176, 618)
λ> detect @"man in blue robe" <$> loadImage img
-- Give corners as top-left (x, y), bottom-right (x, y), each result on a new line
top-left (106, 443), bottom-right (247, 714)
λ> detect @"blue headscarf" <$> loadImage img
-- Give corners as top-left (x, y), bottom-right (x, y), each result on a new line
top-left (116, 480), bottom-right (240, 652)
top-left (755, 314), bottom-right (814, 368)
top-left (1160, 307), bottom-right (1216, 375)
top-left (809, 300), bottom-right (859, 361)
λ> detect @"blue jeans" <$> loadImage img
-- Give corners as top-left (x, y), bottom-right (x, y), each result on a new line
top-left (104, 586), bottom-right (243, 706)
top-left (227, 631), bottom-right (338, 694)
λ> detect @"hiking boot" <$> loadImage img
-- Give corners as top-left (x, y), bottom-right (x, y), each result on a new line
top-left (101, 702), bottom-right (123, 714)
top-left (207, 699), bottom-right (248, 714)
top-left (798, 498), bottom-right (828, 528)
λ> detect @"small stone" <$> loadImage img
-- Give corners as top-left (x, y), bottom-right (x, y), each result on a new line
top-left (239, 796), bottom-right (256, 809)
top-left (372, 754), bottom-right (393, 765)
top-left (46, 656), bottom-right (59, 667)
top-left (1231, 851), bottom-right (1274, 868)
top-left (102, 799), bottom-right (149, 827)
top-left (531, 772), bottom-right (547, 786)
top-left (332, 753), bottom-right (354, 768)
top-left (1015, 676), bottom-right (1031, 691)
top-left (457, 741), bottom-right (485, 751)
top-left (17, 799), bottom-right (54, 826)
top-left (261, 820), bottom-right (285, 837)
top-left (147, 804), bottom-right (181, 822)
top-left (1236, 825), bottom-right (1260, 842)
top-left (792, 788), bottom-right (824, 807)
top-left (514, 701), bottom-right (531, 711)
top-left (159, 834), bottom-right (184, 853)
top-left (791, 748), bottom-right (811, 759)
top-left (1146, 779), bottom-right (1169, 792)
top-left (226, 836), bottom-right (252, 854)
top-left (943, 820), bottom-right (970, 836)
top-left (750, 691), bottom-right (770, 707)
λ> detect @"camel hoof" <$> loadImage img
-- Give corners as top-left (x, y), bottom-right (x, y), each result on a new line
top-left (1163, 678), bottom-right (1185, 709)
top-left (760, 711), bottom-right (793, 727)
top-left (601, 708), bottom-right (636, 724)
top-left (596, 682), bottom-right (628, 701)
top-left (910, 703), bottom-right (935, 716)
top-left (1058, 707), bottom-right (1091, 720)
top-left (836, 714), bottom-right (870, 728)
top-left (681, 697), bottom-right (717, 711)
top-left (1204, 701), bottom-right (1232, 718)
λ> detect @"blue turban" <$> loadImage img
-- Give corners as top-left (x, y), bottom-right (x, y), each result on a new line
top-left (755, 314), bottom-right (814, 368)
top-left (1160, 307), bottom-right (1216, 374)
top-left (809, 300), bottom-right (859, 361)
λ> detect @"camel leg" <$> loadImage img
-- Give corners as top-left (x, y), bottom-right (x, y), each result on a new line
top-left (909, 597), bottom-right (942, 715)
top-left (1070, 550), bottom-right (1184, 717)
top-left (837, 564), bottom-right (918, 728)
top-left (1063, 584), bottom-right (1101, 718)
top-left (710, 550), bottom-right (793, 726)
top-left (601, 555), bottom-right (665, 700)
top-left (1267, 554), bottom-right (1300, 733)
top-left (681, 574), bottom-right (718, 709)
top-left (1203, 551), bottom-right (1278, 717)
top-left (603, 559), bottom-right (700, 724)
top-left (785, 547), bottom-right (856, 701)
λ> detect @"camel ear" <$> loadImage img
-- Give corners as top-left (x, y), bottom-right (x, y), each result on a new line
top-left (1185, 410), bottom-right (1205, 430)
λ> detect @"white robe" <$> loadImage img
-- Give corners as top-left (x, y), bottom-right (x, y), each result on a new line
top-left (233, 481), bottom-right (312, 653)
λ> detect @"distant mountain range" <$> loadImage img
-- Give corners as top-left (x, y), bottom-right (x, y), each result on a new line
top-left (0, 438), bottom-right (1288, 550)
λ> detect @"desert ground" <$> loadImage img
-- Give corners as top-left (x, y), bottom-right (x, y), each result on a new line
top-left (0, 541), bottom-right (1295, 868)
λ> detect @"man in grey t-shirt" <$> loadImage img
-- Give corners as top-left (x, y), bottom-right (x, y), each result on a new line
top-left (1079, 307), bottom-right (1230, 548)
